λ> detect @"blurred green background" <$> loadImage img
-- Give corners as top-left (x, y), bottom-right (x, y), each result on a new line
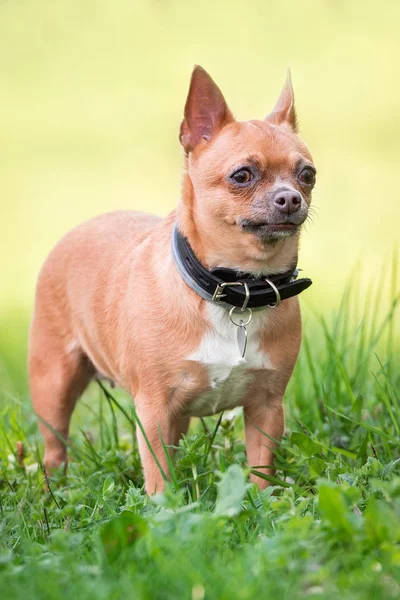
top-left (1, 0), bottom-right (399, 393)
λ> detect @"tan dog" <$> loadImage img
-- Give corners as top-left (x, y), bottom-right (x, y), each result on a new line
top-left (29, 66), bottom-right (316, 494)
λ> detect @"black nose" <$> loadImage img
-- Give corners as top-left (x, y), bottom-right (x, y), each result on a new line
top-left (272, 189), bottom-right (302, 215)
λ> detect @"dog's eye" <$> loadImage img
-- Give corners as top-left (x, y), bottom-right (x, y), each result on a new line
top-left (298, 167), bottom-right (316, 187)
top-left (231, 168), bottom-right (253, 185)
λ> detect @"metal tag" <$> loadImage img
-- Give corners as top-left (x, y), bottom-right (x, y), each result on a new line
top-left (237, 321), bottom-right (248, 358)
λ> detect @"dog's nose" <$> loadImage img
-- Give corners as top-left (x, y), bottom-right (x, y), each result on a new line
top-left (272, 189), bottom-right (302, 215)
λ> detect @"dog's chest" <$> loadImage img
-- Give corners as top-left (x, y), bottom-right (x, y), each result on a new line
top-left (183, 305), bottom-right (271, 417)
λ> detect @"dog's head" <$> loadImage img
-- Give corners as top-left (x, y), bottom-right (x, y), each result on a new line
top-left (178, 66), bottom-right (316, 274)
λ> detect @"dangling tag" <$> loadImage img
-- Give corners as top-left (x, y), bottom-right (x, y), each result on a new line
top-left (229, 306), bottom-right (252, 359)
top-left (237, 320), bottom-right (248, 358)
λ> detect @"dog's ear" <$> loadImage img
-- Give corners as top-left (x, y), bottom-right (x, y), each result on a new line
top-left (179, 66), bottom-right (233, 152)
top-left (265, 71), bottom-right (297, 132)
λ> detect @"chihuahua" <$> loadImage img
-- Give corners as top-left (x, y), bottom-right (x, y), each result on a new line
top-left (29, 66), bottom-right (315, 493)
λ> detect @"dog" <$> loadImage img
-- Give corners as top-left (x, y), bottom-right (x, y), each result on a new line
top-left (29, 66), bottom-right (316, 494)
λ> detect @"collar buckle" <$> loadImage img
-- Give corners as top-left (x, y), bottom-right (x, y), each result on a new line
top-left (212, 281), bottom-right (250, 312)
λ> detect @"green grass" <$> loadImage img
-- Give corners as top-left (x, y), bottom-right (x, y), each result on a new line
top-left (1, 271), bottom-right (399, 600)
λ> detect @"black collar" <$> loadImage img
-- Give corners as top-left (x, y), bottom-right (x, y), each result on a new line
top-left (171, 224), bottom-right (312, 310)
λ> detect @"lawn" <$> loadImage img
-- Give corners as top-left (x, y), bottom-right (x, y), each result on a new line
top-left (1, 271), bottom-right (399, 600)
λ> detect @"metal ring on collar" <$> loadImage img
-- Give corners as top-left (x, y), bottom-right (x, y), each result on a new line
top-left (265, 278), bottom-right (281, 307)
top-left (229, 306), bottom-right (253, 327)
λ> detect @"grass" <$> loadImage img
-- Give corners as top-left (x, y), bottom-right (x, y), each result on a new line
top-left (1, 268), bottom-right (399, 600)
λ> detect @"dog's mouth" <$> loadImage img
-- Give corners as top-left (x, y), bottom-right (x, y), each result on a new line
top-left (239, 219), bottom-right (300, 239)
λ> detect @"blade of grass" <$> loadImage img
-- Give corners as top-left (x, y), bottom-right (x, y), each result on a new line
top-left (321, 317), bottom-right (357, 406)
top-left (203, 411), bottom-right (224, 467)
top-left (325, 405), bottom-right (398, 443)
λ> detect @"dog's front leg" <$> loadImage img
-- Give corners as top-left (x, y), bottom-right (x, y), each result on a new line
top-left (135, 398), bottom-right (174, 495)
top-left (244, 397), bottom-right (284, 489)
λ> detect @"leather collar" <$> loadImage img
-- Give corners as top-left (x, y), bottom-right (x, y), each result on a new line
top-left (171, 224), bottom-right (312, 310)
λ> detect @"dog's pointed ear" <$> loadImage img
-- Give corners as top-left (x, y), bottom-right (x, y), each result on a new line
top-left (179, 66), bottom-right (233, 152)
top-left (265, 71), bottom-right (297, 132)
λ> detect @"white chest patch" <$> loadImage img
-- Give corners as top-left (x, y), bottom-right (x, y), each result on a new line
top-left (185, 304), bottom-right (273, 417)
